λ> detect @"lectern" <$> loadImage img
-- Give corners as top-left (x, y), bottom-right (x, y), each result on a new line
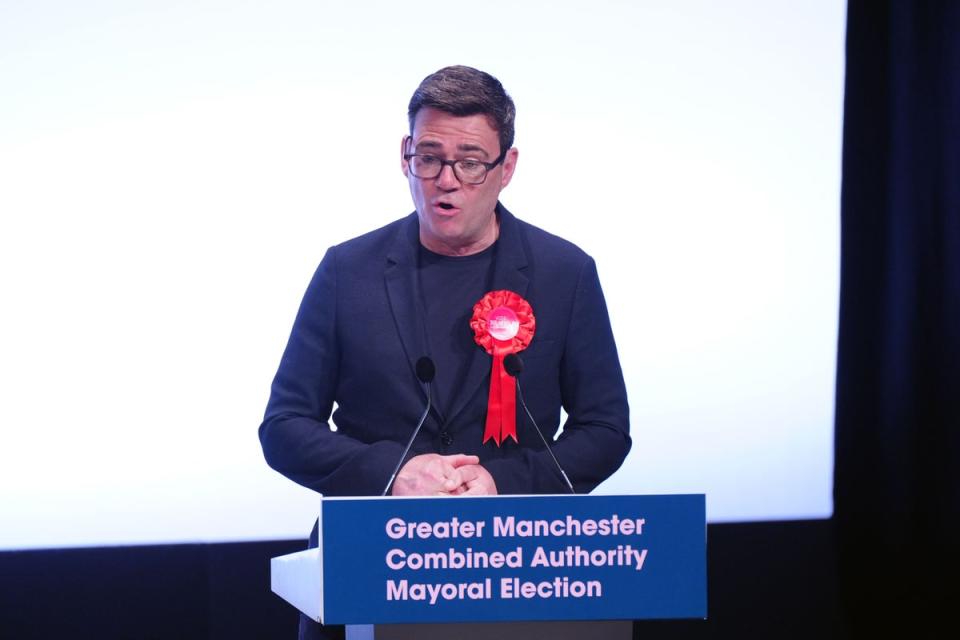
top-left (272, 494), bottom-right (705, 639)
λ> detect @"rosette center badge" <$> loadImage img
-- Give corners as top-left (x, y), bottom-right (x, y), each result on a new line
top-left (487, 307), bottom-right (520, 341)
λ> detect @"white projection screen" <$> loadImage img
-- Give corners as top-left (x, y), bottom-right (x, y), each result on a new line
top-left (0, 1), bottom-right (845, 549)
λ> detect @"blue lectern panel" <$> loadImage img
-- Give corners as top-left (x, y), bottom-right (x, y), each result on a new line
top-left (320, 494), bottom-right (705, 624)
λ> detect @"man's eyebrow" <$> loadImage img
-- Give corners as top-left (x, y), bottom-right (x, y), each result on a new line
top-left (412, 140), bottom-right (492, 158)
top-left (457, 143), bottom-right (491, 159)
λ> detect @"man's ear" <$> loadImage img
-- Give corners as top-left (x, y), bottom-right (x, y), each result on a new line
top-left (400, 135), bottom-right (410, 177)
top-left (499, 147), bottom-right (519, 189)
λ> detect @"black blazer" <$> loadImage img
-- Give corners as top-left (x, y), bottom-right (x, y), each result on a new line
top-left (259, 204), bottom-right (630, 496)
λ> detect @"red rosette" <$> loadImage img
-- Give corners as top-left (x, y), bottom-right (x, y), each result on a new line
top-left (470, 290), bottom-right (536, 445)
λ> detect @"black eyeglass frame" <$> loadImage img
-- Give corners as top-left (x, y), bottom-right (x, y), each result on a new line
top-left (403, 142), bottom-right (506, 185)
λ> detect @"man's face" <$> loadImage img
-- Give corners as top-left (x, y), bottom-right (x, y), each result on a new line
top-left (402, 107), bottom-right (518, 256)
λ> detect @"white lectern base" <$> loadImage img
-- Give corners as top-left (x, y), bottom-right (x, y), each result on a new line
top-left (346, 620), bottom-right (632, 640)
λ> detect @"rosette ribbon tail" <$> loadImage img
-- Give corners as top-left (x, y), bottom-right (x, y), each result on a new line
top-left (483, 353), bottom-right (518, 446)
top-left (471, 290), bottom-right (534, 447)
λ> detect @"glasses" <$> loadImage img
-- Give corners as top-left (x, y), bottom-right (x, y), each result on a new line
top-left (403, 148), bottom-right (505, 185)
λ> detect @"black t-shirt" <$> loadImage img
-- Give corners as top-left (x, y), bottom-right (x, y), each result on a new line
top-left (417, 241), bottom-right (496, 417)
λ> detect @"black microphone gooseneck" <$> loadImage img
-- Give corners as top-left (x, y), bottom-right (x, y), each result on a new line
top-left (382, 357), bottom-right (436, 496)
top-left (503, 354), bottom-right (576, 494)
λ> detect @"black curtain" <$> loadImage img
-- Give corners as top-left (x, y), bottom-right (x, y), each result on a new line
top-left (835, 0), bottom-right (959, 635)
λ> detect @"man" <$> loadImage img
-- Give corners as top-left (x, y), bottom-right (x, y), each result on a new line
top-left (259, 65), bottom-right (630, 638)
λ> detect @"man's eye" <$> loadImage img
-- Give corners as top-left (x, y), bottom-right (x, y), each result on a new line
top-left (458, 160), bottom-right (483, 171)
top-left (418, 155), bottom-right (441, 165)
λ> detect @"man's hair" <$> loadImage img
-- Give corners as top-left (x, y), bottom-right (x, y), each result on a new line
top-left (408, 65), bottom-right (516, 158)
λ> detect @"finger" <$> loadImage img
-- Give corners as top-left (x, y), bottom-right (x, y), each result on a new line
top-left (442, 467), bottom-right (470, 491)
top-left (435, 481), bottom-right (469, 496)
top-left (455, 464), bottom-right (482, 483)
top-left (444, 454), bottom-right (480, 468)
top-left (460, 482), bottom-right (493, 496)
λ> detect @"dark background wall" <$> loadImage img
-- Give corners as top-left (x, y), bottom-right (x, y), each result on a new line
top-left (833, 1), bottom-right (959, 637)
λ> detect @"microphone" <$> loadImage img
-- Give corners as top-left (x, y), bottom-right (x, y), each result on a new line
top-left (502, 353), bottom-right (523, 377)
top-left (504, 354), bottom-right (576, 494)
top-left (382, 356), bottom-right (435, 496)
top-left (415, 357), bottom-right (436, 385)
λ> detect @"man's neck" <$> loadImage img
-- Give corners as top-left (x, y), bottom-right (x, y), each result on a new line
top-left (420, 216), bottom-right (500, 257)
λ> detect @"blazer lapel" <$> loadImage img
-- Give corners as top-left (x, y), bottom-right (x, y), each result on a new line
top-left (384, 214), bottom-right (436, 412)
top-left (446, 204), bottom-right (530, 426)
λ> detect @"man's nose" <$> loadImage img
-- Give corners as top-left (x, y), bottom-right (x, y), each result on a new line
top-left (435, 163), bottom-right (460, 189)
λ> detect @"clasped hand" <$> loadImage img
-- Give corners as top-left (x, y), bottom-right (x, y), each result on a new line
top-left (391, 453), bottom-right (498, 496)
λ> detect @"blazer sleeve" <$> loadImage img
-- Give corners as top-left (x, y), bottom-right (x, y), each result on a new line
top-left (482, 257), bottom-right (631, 494)
top-left (258, 247), bottom-right (405, 496)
